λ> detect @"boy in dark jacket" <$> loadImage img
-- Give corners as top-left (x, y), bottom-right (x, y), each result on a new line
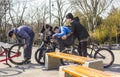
top-left (8, 25), bottom-right (35, 64)
top-left (65, 13), bottom-right (89, 57)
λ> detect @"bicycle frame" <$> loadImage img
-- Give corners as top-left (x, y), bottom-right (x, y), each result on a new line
top-left (0, 46), bottom-right (20, 67)
top-left (0, 51), bottom-right (5, 56)
top-left (64, 43), bottom-right (98, 57)
top-left (87, 43), bottom-right (99, 57)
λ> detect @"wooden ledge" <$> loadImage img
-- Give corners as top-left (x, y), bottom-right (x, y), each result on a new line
top-left (63, 65), bottom-right (115, 77)
top-left (46, 52), bottom-right (94, 64)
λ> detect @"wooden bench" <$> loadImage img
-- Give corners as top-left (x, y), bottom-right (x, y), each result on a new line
top-left (45, 52), bottom-right (103, 70)
top-left (59, 65), bottom-right (118, 77)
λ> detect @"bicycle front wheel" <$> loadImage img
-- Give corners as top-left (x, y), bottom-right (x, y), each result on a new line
top-left (35, 48), bottom-right (46, 65)
top-left (8, 44), bottom-right (25, 65)
top-left (94, 48), bottom-right (114, 68)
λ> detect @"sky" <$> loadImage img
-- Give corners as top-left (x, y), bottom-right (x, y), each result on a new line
top-left (101, 0), bottom-right (120, 18)
top-left (11, 0), bottom-right (120, 23)
top-left (12, 0), bottom-right (120, 14)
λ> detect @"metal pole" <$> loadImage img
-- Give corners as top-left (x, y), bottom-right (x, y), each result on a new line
top-left (49, 0), bottom-right (51, 25)
top-left (4, 0), bottom-right (7, 42)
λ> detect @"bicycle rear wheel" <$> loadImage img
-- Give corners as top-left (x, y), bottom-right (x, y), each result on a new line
top-left (35, 48), bottom-right (46, 65)
top-left (87, 47), bottom-right (97, 58)
top-left (94, 48), bottom-right (114, 68)
top-left (61, 48), bottom-right (79, 65)
top-left (8, 44), bottom-right (25, 65)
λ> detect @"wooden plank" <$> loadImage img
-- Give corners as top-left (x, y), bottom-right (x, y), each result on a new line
top-left (63, 65), bottom-right (115, 77)
top-left (47, 52), bottom-right (94, 64)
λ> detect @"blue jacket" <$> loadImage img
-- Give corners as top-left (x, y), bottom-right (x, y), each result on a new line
top-left (53, 26), bottom-right (71, 38)
top-left (13, 25), bottom-right (34, 46)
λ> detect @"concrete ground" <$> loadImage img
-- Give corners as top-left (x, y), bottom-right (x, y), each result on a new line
top-left (0, 42), bottom-right (120, 77)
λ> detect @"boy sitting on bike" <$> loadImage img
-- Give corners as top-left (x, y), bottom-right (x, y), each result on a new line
top-left (52, 26), bottom-right (74, 51)
top-left (39, 24), bottom-right (54, 43)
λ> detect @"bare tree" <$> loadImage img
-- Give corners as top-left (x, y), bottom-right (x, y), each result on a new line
top-left (34, 3), bottom-right (48, 28)
top-left (0, 0), bottom-right (10, 42)
top-left (8, 0), bottom-right (28, 27)
top-left (51, 0), bottom-right (71, 26)
top-left (0, 0), bottom-right (9, 25)
top-left (24, 2), bottom-right (49, 45)
top-left (69, 0), bottom-right (113, 32)
top-left (26, 2), bottom-right (49, 31)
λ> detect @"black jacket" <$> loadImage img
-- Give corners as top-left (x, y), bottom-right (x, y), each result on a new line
top-left (70, 20), bottom-right (89, 40)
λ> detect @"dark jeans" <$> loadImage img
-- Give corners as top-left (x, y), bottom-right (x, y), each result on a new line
top-left (78, 41), bottom-right (87, 57)
top-left (24, 32), bottom-right (34, 60)
top-left (56, 36), bottom-right (74, 51)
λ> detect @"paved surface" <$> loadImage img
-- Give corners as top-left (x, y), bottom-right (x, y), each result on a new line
top-left (0, 42), bottom-right (120, 77)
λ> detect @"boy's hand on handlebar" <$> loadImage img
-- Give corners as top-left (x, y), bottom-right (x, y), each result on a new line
top-left (52, 35), bottom-right (55, 39)
top-left (39, 33), bottom-right (43, 36)
top-left (50, 39), bottom-right (56, 42)
top-left (62, 35), bottom-right (67, 40)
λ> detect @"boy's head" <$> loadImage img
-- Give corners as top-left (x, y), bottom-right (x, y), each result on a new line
top-left (66, 13), bottom-right (74, 23)
top-left (8, 29), bottom-right (16, 39)
top-left (45, 24), bottom-right (51, 29)
top-left (66, 13), bottom-right (73, 19)
top-left (53, 26), bottom-right (59, 33)
top-left (45, 24), bottom-right (53, 32)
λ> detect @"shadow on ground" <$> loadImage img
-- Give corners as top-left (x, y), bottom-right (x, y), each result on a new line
top-left (0, 68), bottom-right (22, 77)
top-left (105, 64), bottom-right (120, 73)
top-left (14, 63), bottom-right (43, 72)
top-left (0, 63), bottom-right (42, 77)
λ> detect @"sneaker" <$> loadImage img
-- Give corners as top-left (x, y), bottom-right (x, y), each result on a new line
top-left (24, 60), bottom-right (31, 64)
top-left (23, 59), bottom-right (31, 64)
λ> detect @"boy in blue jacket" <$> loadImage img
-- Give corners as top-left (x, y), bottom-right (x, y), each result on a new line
top-left (52, 26), bottom-right (73, 51)
top-left (8, 25), bottom-right (35, 64)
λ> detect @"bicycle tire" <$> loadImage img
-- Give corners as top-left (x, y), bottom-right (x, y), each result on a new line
top-left (61, 49), bottom-right (79, 65)
top-left (35, 48), bottom-right (46, 65)
top-left (94, 48), bottom-right (114, 68)
top-left (44, 48), bottom-right (55, 62)
top-left (8, 44), bottom-right (25, 65)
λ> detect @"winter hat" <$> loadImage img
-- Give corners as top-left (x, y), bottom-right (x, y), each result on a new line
top-left (8, 29), bottom-right (14, 37)
top-left (66, 13), bottom-right (74, 19)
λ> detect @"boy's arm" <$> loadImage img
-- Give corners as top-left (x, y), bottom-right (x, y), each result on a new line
top-left (53, 27), bottom-right (66, 37)
top-left (16, 36), bottom-right (22, 44)
top-left (66, 22), bottom-right (75, 37)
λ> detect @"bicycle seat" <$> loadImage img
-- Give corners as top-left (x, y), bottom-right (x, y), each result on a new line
top-left (91, 42), bottom-right (99, 46)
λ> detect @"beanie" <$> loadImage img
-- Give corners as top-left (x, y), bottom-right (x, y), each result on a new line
top-left (66, 13), bottom-right (73, 19)
top-left (8, 29), bottom-right (14, 37)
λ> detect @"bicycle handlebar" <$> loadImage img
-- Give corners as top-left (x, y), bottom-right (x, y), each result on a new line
top-left (1, 46), bottom-right (6, 50)
top-left (1, 46), bottom-right (10, 51)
